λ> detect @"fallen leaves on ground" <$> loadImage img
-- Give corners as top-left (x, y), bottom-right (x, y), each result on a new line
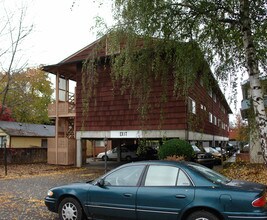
top-left (1, 162), bottom-right (267, 220)
top-left (221, 162), bottom-right (267, 185)
top-left (0, 192), bottom-right (56, 220)
top-left (2, 162), bottom-right (267, 185)
top-left (0, 163), bottom-right (86, 180)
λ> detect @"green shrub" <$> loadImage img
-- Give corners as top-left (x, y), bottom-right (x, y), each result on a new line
top-left (158, 139), bottom-right (193, 160)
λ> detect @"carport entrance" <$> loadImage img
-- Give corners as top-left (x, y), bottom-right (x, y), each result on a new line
top-left (80, 138), bottom-right (137, 166)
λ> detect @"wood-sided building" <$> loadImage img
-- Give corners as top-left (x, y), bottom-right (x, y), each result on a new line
top-left (44, 36), bottom-right (232, 166)
top-left (0, 121), bottom-right (55, 164)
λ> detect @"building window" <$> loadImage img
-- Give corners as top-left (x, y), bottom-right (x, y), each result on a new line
top-left (213, 93), bottom-right (217, 102)
top-left (95, 140), bottom-right (105, 147)
top-left (222, 122), bottom-right (226, 130)
top-left (218, 119), bottom-right (221, 127)
top-left (209, 112), bottom-right (213, 123)
top-left (41, 139), bottom-right (47, 148)
top-left (188, 98), bottom-right (196, 114)
top-left (213, 116), bottom-right (217, 125)
top-left (200, 104), bottom-right (206, 111)
top-left (221, 106), bottom-right (225, 114)
top-left (208, 89), bottom-right (212, 97)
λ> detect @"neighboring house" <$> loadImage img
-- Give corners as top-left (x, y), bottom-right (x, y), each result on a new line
top-left (0, 121), bottom-right (55, 164)
top-left (43, 36), bottom-right (232, 166)
top-left (0, 121), bottom-right (55, 148)
top-left (240, 78), bottom-right (267, 163)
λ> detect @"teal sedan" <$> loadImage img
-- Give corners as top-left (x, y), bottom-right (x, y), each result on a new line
top-left (45, 161), bottom-right (267, 220)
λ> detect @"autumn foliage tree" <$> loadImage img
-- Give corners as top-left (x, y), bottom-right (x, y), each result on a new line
top-left (235, 114), bottom-right (249, 143)
top-left (0, 105), bottom-right (14, 121)
top-left (0, 68), bottom-right (53, 124)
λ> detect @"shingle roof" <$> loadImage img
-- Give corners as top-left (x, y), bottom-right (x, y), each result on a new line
top-left (0, 121), bottom-right (55, 137)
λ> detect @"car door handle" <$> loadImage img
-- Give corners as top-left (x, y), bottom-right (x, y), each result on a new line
top-left (175, 194), bottom-right (186, 198)
top-left (123, 193), bottom-right (133, 198)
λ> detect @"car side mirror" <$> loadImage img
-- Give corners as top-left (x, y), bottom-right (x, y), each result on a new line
top-left (96, 179), bottom-right (105, 187)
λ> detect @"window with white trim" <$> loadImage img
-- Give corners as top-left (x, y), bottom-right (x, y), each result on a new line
top-left (213, 116), bottom-right (217, 125)
top-left (221, 106), bottom-right (226, 114)
top-left (208, 89), bottom-right (212, 97)
top-left (213, 93), bottom-right (217, 102)
top-left (188, 98), bottom-right (196, 114)
top-left (209, 112), bottom-right (213, 123)
top-left (200, 104), bottom-right (207, 111)
top-left (218, 119), bottom-right (221, 127)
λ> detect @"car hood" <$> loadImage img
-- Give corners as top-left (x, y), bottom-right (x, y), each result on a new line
top-left (51, 182), bottom-right (92, 191)
top-left (226, 180), bottom-right (266, 192)
top-left (212, 152), bottom-right (221, 157)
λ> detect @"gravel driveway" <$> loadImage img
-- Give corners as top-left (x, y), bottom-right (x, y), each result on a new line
top-left (0, 162), bottom-right (118, 220)
top-left (0, 160), bottom-right (222, 219)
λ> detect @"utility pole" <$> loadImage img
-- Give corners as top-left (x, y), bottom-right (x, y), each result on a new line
top-left (3, 137), bottom-right (7, 176)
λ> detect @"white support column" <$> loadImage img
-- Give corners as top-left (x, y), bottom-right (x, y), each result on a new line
top-left (55, 72), bottom-right (59, 164)
top-left (76, 138), bottom-right (82, 167)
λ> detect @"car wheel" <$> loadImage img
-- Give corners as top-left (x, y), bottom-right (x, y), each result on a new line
top-left (102, 155), bottom-right (108, 161)
top-left (186, 210), bottom-right (219, 220)
top-left (59, 197), bottom-right (83, 220)
top-left (125, 156), bottom-right (132, 161)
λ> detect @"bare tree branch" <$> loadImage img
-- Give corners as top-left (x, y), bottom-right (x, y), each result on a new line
top-left (0, 2), bottom-right (33, 118)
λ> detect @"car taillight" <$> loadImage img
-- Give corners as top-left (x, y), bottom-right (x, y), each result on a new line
top-left (252, 194), bottom-right (266, 207)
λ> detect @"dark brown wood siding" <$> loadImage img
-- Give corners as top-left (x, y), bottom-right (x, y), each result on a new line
top-left (76, 64), bottom-right (188, 131)
top-left (187, 80), bottom-right (229, 137)
top-left (75, 62), bottom-right (229, 137)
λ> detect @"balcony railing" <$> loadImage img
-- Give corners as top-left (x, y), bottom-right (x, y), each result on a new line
top-left (48, 102), bottom-right (76, 117)
top-left (241, 96), bottom-right (267, 110)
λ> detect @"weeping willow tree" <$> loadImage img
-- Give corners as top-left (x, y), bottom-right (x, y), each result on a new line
top-left (89, 0), bottom-right (267, 164)
top-left (109, 33), bottom-right (211, 117)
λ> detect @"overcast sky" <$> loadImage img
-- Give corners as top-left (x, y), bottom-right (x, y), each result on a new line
top-left (1, 0), bottom-right (241, 119)
top-left (1, 0), bottom-right (113, 67)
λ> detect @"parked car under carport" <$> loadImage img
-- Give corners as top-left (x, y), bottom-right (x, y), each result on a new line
top-left (191, 145), bottom-right (215, 168)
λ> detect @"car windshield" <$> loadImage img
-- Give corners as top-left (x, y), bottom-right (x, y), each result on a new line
top-left (205, 147), bottom-right (219, 153)
top-left (192, 145), bottom-right (201, 153)
top-left (188, 163), bottom-right (231, 184)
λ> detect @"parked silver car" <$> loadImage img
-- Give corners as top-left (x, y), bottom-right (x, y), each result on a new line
top-left (191, 145), bottom-right (215, 168)
top-left (97, 146), bottom-right (138, 161)
top-left (204, 147), bottom-right (223, 165)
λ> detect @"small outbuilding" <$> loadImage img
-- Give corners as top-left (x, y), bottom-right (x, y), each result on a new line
top-left (0, 121), bottom-right (55, 164)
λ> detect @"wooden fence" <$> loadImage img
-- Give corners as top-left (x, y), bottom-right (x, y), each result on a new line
top-left (0, 148), bottom-right (47, 164)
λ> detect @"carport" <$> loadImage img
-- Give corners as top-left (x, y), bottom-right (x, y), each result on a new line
top-left (76, 130), bottom-right (142, 167)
